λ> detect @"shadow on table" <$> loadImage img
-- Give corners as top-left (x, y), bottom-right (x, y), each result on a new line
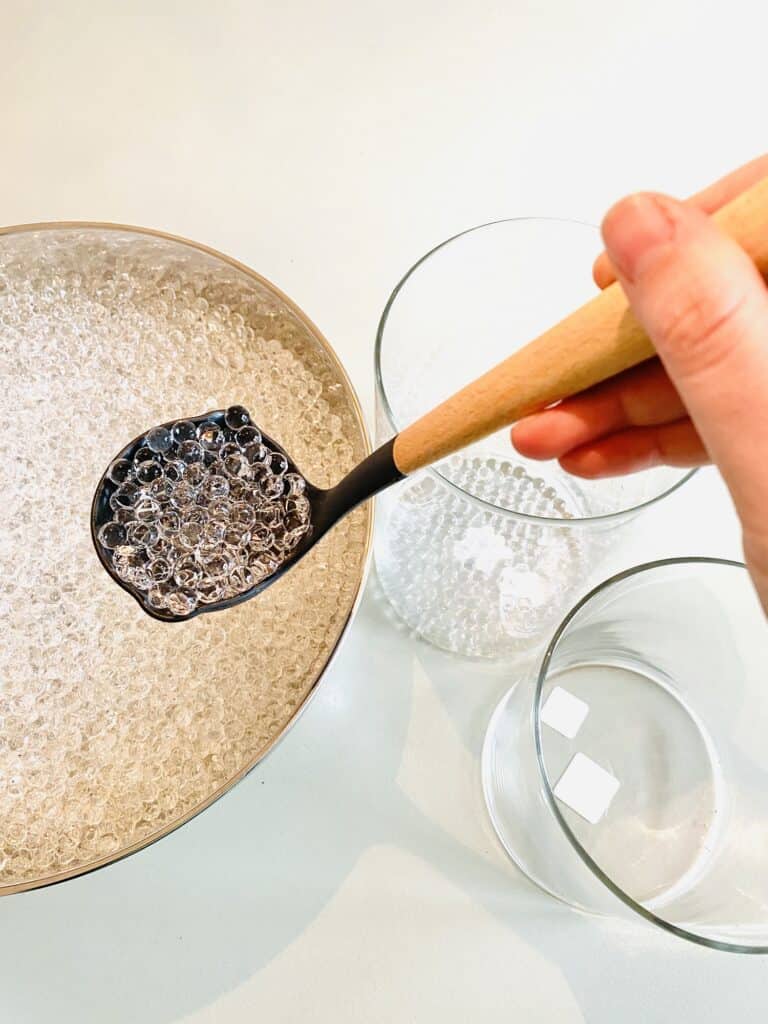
top-left (0, 580), bottom-right (750, 1023)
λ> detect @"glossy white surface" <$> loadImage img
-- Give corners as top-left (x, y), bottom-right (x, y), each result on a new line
top-left (1, 1), bottom-right (765, 1019)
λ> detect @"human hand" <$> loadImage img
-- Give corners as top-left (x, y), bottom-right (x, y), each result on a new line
top-left (511, 155), bottom-right (768, 608)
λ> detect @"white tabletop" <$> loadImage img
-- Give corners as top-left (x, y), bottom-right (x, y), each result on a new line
top-left (2, 1), bottom-right (767, 1020)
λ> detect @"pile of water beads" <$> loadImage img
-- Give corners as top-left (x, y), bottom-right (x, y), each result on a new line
top-left (96, 405), bottom-right (312, 617)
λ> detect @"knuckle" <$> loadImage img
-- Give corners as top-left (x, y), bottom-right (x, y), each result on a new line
top-left (656, 285), bottom-right (750, 376)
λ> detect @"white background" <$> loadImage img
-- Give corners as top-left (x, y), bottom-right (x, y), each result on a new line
top-left (1, 2), bottom-right (765, 1020)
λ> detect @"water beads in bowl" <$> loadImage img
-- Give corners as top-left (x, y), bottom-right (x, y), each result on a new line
top-left (96, 405), bottom-right (312, 618)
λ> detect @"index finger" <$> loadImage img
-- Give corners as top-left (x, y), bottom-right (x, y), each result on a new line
top-left (593, 154), bottom-right (768, 288)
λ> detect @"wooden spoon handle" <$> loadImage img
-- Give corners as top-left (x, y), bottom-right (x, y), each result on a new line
top-left (392, 175), bottom-right (768, 476)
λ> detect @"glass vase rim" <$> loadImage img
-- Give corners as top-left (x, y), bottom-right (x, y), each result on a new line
top-left (374, 216), bottom-right (697, 527)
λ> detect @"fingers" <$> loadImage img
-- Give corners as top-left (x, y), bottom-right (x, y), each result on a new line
top-left (601, 191), bottom-right (768, 529)
top-left (559, 419), bottom-right (709, 478)
top-left (592, 251), bottom-right (621, 290)
top-left (592, 154), bottom-right (768, 289)
top-left (511, 357), bottom-right (707, 479)
top-left (688, 153), bottom-right (768, 213)
top-left (511, 359), bottom-right (686, 460)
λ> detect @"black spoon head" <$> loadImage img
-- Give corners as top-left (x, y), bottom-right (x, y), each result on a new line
top-left (91, 409), bottom-right (324, 623)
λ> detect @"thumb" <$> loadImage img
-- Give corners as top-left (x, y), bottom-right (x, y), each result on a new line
top-left (602, 192), bottom-right (768, 538)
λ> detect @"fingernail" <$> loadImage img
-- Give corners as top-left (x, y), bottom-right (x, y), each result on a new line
top-left (601, 193), bottom-right (676, 283)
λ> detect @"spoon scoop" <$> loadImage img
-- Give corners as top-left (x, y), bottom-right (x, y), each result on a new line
top-left (92, 406), bottom-right (402, 622)
top-left (93, 175), bottom-right (768, 621)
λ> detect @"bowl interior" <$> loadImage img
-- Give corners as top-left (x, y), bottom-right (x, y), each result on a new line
top-left (0, 224), bottom-right (371, 894)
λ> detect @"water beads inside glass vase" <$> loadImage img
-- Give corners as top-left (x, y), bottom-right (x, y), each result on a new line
top-left (96, 405), bottom-right (312, 617)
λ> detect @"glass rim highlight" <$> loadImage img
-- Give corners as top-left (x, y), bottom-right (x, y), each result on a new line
top-left (375, 216), bottom-right (697, 527)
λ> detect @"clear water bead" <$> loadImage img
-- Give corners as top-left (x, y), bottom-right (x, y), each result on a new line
top-left (177, 440), bottom-right (203, 464)
top-left (165, 591), bottom-right (196, 617)
top-left (223, 525), bottom-right (246, 547)
top-left (111, 482), bottom-right (140, 509)
top-left (250, 464), bottom-right (271, 492)
top-left (158, 510), bottom-right (181, 536)
top-left (283, 528), bottom-right (304, 551)
top-left (284, 510), bottom-right (305, 533)
top-left (146, 426), bottom-right (173, 454)
top-left (197, 422), bottom-right (224, 451)
top-left (173, 556), bottom-right (202, 588)
top-left (134, 446), bottom-right (156, 465)
top-left (229, 565), bottom-right (255, 591)
top-left (243, 442), bottom-right (269, 466)
top-left (170, 482), bottom-right (197, 508)
top-left (262, 475), bottom-right (285, 500)
top-left (133, 498), bottom-right (161, 523)
top-left (126, 522), bottom-right (159, 548)
top-left (223, 452), bottom-right (251, 479)
top-left (146, 583), bottom-right (173, 609)
top-left (203, 553), bottom-right (231, 579)
top-left (285, 473), bottom-right (306, 496)
top-left (172, 420), bottom-right (197, 444)
top-left (107, 459), bottom-right (133, 485)
top-left (231, 502), bottom-right (255, 530)
top-left (227, 479), bottom-right (248, 502)
top-left (164, 459), bottom-right (187, 483)
top-left (207, 499), bottom-right (231, 522)
top-left (236, 425), bottom-right (261, 448)
top-left (135, 459), bottom-right (162, 484)
top-left (98, 521), bottom-right (127, 549)
top-left (113, 546), bottom-right (148, 584)
top-left (196, 579), bottom-right (224, 604)
top-left (200, 520), bottom-right (226, 548)
top-left (147, 557), bottom-right (173, 583)
top-left (269, 452), bottom-right (289, 476)
top-left (287, 495), bottom-right (310, 519)
top-left (250, 525), bottom-right (271, 550)
top-left (148, 477), bottom-right (173, 504)
top-left (200, 475), bottom-right (229, 502)
top-left (224, 405), bottom-right (250, 430)
top-left (248, 556), bottom-right (272, 582)
top-left (178, 521), bottom-right (204, 550)
top-left (257, 504), bottom-right (282, 529)
top-left (184, 462), bottom-right (206, 488)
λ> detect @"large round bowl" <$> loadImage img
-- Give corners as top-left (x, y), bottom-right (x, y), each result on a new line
top-left (0, 223), bottom-right (372, 894)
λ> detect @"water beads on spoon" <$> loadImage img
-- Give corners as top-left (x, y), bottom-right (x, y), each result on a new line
top-left (96, 406), bottom-right (312, 618)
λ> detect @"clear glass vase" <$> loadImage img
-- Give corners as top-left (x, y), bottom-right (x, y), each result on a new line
top-left (483, 558), bottom-right (768, 953)
top-left (374, 218), bottom-right (694, 658)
